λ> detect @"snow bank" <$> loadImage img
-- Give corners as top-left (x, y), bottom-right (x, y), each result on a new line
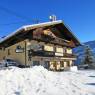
top-left (70, 66), bottom-right (78, 72)
top-left (0, 66), bottom-right (95, 95)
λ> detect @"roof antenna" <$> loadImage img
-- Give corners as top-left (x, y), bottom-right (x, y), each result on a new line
top-left (32, 19), bottom-right (40, 24)
top-left (49, 15), bottom-right (57, 21)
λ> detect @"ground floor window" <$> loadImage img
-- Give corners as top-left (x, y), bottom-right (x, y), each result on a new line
top-left (31, 59), bottom-right (73, 70)
top-left (60, 61), bottom-right (64, 67)
top-left (33, 61), bottom-right (40, 66)
top-left (63, 61), bottom-right (71, 67)
top-left (28, 50), bottom-right (33, 61)
top-left (49, 61), bottom-right (58, 70)
top-left (44, 61), bottom-right (50, 69)
top-left (67, 61), bottom-right (70, 67)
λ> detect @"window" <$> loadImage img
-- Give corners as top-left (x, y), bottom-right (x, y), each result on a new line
top-left (31, 44), bottom-right (43, 51)
top-left (0, 48), bottom-right (2, 51)
top-left (16, 45), bottom-right (22, 49)
top-left (56, 47), bottom-right (63, 53)
top-left (66, 48), bottom-right (72, 54)
top-left (44, 61), bottom-right (50, 69)
top-left (28, 50), bottom-right (33, 61)
top-left (64, 61), bottom-right (70, 67)
top-left (44, 45), bottom-right (53, 51)
top-left (8, 49), bottom-right (10, 55)
top-left (50, 61), bottom-right (56, 67)
top-left (60, 61), bottom-right (64, 67)
top-left (0, 47), bottom-right (5, 51)
top-left (33, 61), bottom-right (40, 66)
top-left (62, 47), bottom-right (66, 53)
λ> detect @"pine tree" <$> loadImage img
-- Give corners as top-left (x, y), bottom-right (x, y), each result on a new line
top-left (82, 45), bottom-right (95, 68)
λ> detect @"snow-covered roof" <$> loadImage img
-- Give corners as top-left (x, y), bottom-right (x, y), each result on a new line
top-left (0, 20), bottom-right (63, 43)
top-left (0, 20), bottom-right (81, 46)
top-left (23, 20), bottom-right (63, 31)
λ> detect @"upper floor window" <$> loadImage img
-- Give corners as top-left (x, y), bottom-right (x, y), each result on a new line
top-left (44, 45), bottom-right (54, 51)
top-left (27, 44), bottom-right (43, 51)
top-left (8, 49), bottom-right (11, 55)
top-left (0, 47), bottom-right (5, 51)
top-left (56, 47), bottom-right (63, 53)
top-left (66, 48), bottom-right (72, 54)
top-left (0, 48), bottom-right (2, 51)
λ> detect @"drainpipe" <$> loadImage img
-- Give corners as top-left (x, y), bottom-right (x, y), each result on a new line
top-left (24, 41), bottom-right (27, 67)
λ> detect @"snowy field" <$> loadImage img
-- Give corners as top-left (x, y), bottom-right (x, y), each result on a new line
top-left (0, 66), bottom-right (95, 95)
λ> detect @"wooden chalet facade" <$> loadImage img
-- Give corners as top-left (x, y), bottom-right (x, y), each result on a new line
top-left (0, 20), bottom-right (81, 70)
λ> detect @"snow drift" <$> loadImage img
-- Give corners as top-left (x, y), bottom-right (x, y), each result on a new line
top-left (0, 66), bottom-right (95, 95)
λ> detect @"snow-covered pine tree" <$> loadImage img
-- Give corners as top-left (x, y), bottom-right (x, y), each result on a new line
top-left (82, 45), bottom-right (95, 68)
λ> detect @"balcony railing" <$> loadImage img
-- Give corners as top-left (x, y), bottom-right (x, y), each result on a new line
top-left (28, 49), bottom-right (76, 58)
top-left (63, 53), bottom-right (77, 58)
top-left (51, 37), bottom-right (70, 46)
top-left (33, 34), bottom-right (72, 47)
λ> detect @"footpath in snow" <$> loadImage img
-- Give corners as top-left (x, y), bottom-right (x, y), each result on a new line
top-left (0, 66), bottom-right (95, 95)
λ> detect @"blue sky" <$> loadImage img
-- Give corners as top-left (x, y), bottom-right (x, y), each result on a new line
top-left (0, 0), bottom-right (95, 43)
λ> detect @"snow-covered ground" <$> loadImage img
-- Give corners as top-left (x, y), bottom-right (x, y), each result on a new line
top-left (0, 66), bottom-right (95, 95)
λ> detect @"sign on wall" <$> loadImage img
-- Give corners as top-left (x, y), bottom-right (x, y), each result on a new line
top-left (15, 45), bottom-right (24, 53)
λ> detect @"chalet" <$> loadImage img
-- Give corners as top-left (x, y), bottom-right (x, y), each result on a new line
top-left (0, 20), bottom-right (81, 70)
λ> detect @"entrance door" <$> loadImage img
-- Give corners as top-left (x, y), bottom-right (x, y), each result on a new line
top-left (50, 61), bottom-right (56, 70)
top-left (60, 61), bottom-right (64, 70)
top-left (64, 61), bottom-right (70, 69)
top-left (44, 61), bottom-right (50, 69)
top-left (49, 61), bottom-right (61, 71)
top-left (56, 61), bottom-right (60, 70)
top-left (67, 61), bottom-right (70, 67)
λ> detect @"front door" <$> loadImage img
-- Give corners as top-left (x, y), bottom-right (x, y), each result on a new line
top-left (49, 61), bottom-right (61, 71)
top-left (44, 61), bottom-right (50, 69)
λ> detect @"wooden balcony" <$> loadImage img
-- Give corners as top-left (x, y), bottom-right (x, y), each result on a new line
top-left (63, 53), bottom-right (77, 58)
top-left (51, 37), bottom-right (70, 47)
top-left (30, 50), bottom-right (55, 57)
top-left (28, 49), bottom-right (76, 58)
top-left (33, 34), bottom-right (74, 47)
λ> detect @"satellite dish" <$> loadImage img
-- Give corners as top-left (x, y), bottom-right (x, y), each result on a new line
top-left (49, 15), bottom-right (57, 21)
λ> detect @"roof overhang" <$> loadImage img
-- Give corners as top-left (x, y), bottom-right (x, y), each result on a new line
top-left (0, 20), bottom-right (81, 47)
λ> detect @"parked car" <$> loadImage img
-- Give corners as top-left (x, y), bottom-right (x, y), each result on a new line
top-left (78, 64), bottom-right (89, 69)
top-left (0, 58), bottom-right (18, 67)
top-left (0, 62), bottom-right (5, 68)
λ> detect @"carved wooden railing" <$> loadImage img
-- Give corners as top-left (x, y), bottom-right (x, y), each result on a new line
top-left (33, 34), bottom-right (75, 47)
top-left (63, 53), bottom-right (77, 58)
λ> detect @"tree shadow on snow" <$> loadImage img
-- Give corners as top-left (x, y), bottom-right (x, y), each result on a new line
top-left (85, 83), bottom-right (95, 86)
top-left (88, 75), bottom-right (95, 78)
